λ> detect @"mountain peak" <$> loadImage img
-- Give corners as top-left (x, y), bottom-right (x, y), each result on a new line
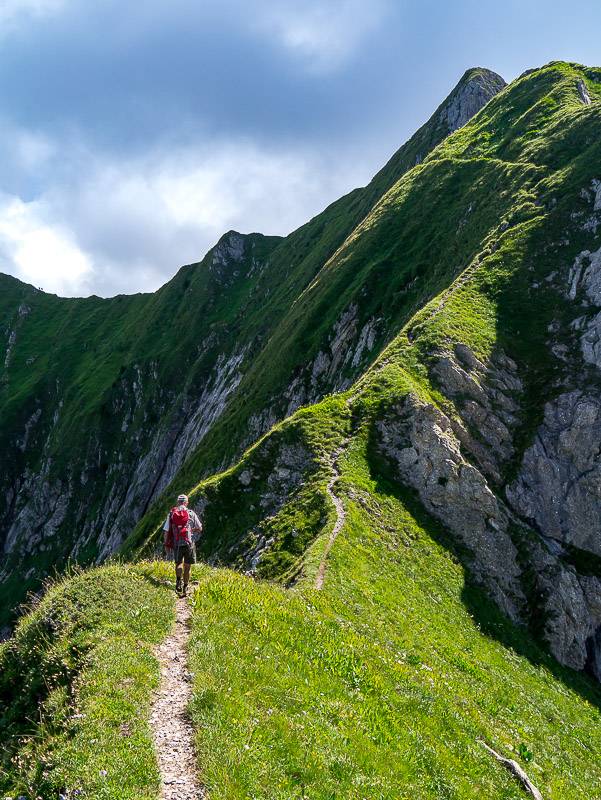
top-left (441, 67), bottom-right (506, 133)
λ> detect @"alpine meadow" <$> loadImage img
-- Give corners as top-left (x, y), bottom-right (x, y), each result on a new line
top-left (2, 60), bottom-right (601, 799)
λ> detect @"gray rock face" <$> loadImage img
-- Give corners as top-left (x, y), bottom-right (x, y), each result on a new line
top-left (311, 306), bottom-right (381, 392)
top-left (3, 461), bottom-right (71, 557)
top-left (440, 69), bottom-right (506, 133)
top-left (594, 179), bottom-right (601, 212)
top-left (580, 312), bottom-right (601, 369)
top-left (259, 443), bottom-right (312, 514)
top-left (211, 231), bottom-right (246, 266)
top-left (3, 340), bottom-right (249, 576)
top-left (376, 386), bottom-right (601, 676)
top-left (375, 334), bottom-right (601, 676)
top-left (572, 245), bottom-right (601, 304)
top-left (94, 348), bottom-right (248, 559)
top-left (577, 78), bottom-right (592, 105)
top-left (507, 391), bottom-right (601, 556)
top-left (376, 393), bottom-right (525, 621)
top-left (249, 304), bottom-right (381, 445)
top-left (209, 231), bottom-right (247, 285)
top-left (565, 246), bottom-right (601, 369)
top-left (0, 229), bottom-right (264, 601)
top-left (431, 344), bottom-right (522, 484)
top-left (531, 544), bottom-right (601, 675)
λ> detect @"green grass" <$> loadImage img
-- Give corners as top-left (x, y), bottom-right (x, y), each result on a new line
top-left (3, 418), bottom-right (601, 798)
top-left (0, 563), bottom-right (174, 798)
top-left (185, 428), bottom-right (601, 799)
top-left (1, 60), bottom-right (601, 799)
top-left (128, 60), bottom-right (601, 557)
top-left (1, 61), bottom-right (596, 630)
top-left (0, 64), bottom-right (512, 624)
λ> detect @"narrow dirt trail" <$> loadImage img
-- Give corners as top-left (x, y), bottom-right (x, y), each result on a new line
top-left (315, 443), bottom-right (348, 590)
top-left (150, 595), bottom-right (205, 799)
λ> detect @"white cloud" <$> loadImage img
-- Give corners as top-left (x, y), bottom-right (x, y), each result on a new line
top-left (0, 135), bottom-right (372, 297)
top-left (0, 193), bottom-right (93, 296)
top-left (250, 0), bottom-right (392, 71)
top-left (0, 2), bottom-right (396, 297)
top-left (13, 130), bottom-right (57, 171)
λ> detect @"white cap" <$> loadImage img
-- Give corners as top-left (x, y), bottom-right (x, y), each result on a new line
top-left (177, 493), bottom-right (188, 503)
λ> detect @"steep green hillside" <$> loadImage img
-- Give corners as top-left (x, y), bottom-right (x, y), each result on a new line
top-left (129, 60), bottom-right (598, 550)
top-left (0, 68), bottom-right (505, 627)
top-left (2, 60), bottom-right (601, 798)
top-left (0, 564), bottom-right (173, 797)
top-left (186, 426), bottom-right (601, 799)
top-left (3, 513), bottom-right (601, 798)
top-left (125, 62), bottom-right (601, 681)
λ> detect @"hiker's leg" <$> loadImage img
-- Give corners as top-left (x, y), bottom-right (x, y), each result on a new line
top-left (183, 543), bottom-right (196, 587)
top-left (181, 543), bottom-right (196, 595)
top-left (174, 547), bottom-right (184, 592)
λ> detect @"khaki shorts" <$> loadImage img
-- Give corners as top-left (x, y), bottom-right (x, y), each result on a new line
top-left (173, 542), bottom-right (196, 565)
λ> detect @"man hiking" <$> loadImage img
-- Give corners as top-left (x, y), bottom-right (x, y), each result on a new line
top-left (163, 493), bottom-right (202, 596)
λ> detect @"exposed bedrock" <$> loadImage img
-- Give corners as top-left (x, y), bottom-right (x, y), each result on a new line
top-left (507, 391), bottom-right (601, 557)
top-left (441, 69), bottom-right (507, 133)
top-left (430, 343), bottom-right (523, 484)
top-left (376, 366), bottom-right (601, 676)
top-left (376, 393), bottom-right (525, 622)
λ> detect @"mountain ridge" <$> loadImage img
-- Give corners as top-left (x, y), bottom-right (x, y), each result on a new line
top-left (3, 56), bottom-right (601, 680)
top-left (0, 63), bottom-right (507, 627)
top-left (126, 59), bottom-right (601, 678)
top-left (2, 59), bottom-right (601, 800)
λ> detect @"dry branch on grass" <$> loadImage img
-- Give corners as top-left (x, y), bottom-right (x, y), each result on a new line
top-left (479, 740), bottom-right (543, 800)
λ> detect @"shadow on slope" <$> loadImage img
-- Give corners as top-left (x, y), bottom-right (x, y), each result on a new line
top-left (364, 424), bottom-right (601, 714)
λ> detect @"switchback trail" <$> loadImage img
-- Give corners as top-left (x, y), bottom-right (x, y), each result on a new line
top-left (315, 443), bottom-right (348, 590)
top-left (151, 595), bottom-right (204, 799)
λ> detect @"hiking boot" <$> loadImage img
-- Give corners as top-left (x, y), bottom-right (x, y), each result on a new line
top-left (175, 578), bottom-right (182, 595)
top-left (182, 583), bottom-right (189, 597)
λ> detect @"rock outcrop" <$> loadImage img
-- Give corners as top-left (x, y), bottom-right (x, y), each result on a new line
top-left (577, 78), bottom-right (592, 105)
top-left (507, 391), bottom-right (601, 557)
top-left (430, 344), bottom-right (523, 484)
top-left (440, 68), bottom-right (506, 133)
top-left (3, 61), bottom-right (601, 692)
top-left (377, 393), bottom-right (524, 621)
top-left (377, 379), bottom-right (601, 677)
top-left (0, 63), bottom-right (508, 624)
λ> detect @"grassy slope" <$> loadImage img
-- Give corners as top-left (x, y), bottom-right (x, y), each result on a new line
top-left (0, 232), bottom-right (283, 465)
top-left (1, 69), bottom-right (502, 626)
top-left (130, 61), bottom-right (601, 559)
top-left (0, 564), bottom-right (173, 798)
top-left (3, 395), bottom-right (601, 798)
top-left (384, 60), bottom-right (601, 475)
top-left (4, 473), bottom-right (601, 800)
top-left (0, 232), bottom-right (283, 624)
top-left (157, 62), bottom-right (601, 798)
top-left (2, 62), bottom-right (601, 799)
top-left (3, 477), bottom-right (601, 800)
top-left (187, 421), bottom-right (601, 799)
top-left (0, 66), bottom-right (484, 462)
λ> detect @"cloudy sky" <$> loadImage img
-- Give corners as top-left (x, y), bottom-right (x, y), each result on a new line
top-left (1, 0), bottom-right (600, 296)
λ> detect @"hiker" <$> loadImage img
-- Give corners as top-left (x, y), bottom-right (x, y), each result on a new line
top-left (163, 493), bottom-right (202, 596)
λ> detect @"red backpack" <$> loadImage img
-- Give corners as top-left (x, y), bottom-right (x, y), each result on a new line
top-left (166, 506), bottom-right (190, 548)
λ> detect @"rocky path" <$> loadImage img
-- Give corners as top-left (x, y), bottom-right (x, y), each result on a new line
top-left (315, 444), bottom-right (347, 590)
top-left (151, 595), bottom-right (204, 799)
